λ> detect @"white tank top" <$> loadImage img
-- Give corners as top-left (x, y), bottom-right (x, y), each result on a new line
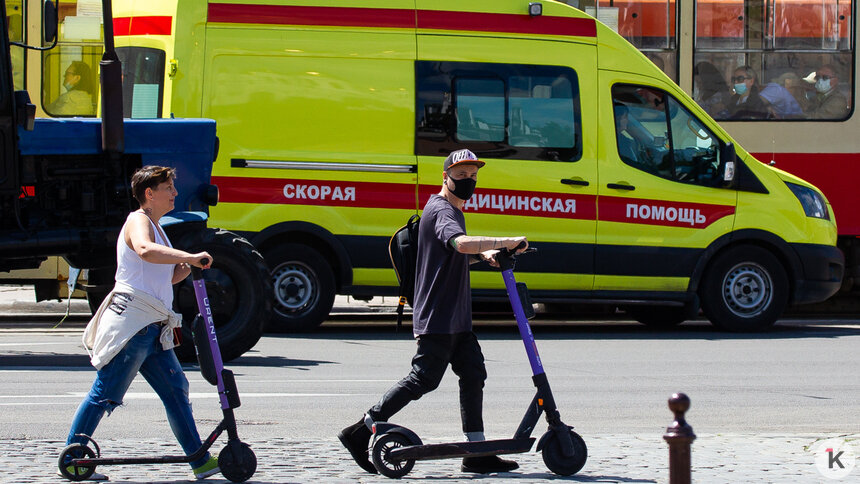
top-left (114, 212), bottom-right (175, 308)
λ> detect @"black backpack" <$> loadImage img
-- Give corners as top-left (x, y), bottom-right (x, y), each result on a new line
top-left (388, 214), bottom-right (420, 331)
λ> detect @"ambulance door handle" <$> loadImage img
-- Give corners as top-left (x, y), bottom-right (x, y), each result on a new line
top-left (560, 178), bottom-right (589, 186)
top-left (607, 183), bottom-right (635, 191)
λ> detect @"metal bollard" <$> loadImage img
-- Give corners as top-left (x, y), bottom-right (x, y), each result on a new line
top-left (663, 392), bottom-right (696, 484)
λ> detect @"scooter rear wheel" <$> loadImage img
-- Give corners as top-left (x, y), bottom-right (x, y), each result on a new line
top-left (371, 432), bottom-right (416, 478)
top-left (541, 428), bottom-right (587, 476)
top-left (219, 441), bottom-right (257, 483)
top-left (58, 444), bottom-right (96, 481)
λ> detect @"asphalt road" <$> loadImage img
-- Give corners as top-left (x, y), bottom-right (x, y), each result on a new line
top-left (1, 318), bottom-right (858, 441)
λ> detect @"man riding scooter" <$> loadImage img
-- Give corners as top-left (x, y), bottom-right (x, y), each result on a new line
top-left (338, 149), bottom-right (528, 475)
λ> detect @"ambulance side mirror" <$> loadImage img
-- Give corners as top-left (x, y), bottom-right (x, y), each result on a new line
top-left (721, 142), bottom-right (736, 187)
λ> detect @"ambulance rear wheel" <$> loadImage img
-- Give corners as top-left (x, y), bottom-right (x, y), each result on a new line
top-left (700, 245), bottom-right (788, 332)
top-left (264, 244), bottom-right (335, 332)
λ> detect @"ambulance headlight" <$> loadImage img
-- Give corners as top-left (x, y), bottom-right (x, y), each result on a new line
top-left (786, 182), bottom-right (829, 220)
top-left (528, 2), bottom-right (542, 16)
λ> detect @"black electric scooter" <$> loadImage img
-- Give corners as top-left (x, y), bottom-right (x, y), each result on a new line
top-left (58, 259), bottom-right (257, 483)
top-left (369, 245), bottom-right (587, 478)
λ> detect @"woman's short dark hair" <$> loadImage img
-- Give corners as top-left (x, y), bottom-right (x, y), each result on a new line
top-left (131, 165), bottom-right (176, 205)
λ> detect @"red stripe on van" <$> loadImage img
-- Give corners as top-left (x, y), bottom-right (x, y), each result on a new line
top-left (206, 3), bottom-right (597, 38)
top-left (113, 16), bottom-right (172, 36)
top-left (214, 176), bottom-right (596, 219)
top-left (599, 196), bottom-right (735, 229)
top-left (417, 10), bottom-right (597, 38)
top-left (207, 4), bottom-right (415, 28)
top-left (419, 185), bottom-right (596, 220)
top-left (213, 176), bottom-right (416, 209)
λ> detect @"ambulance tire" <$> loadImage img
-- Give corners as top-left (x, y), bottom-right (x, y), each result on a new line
top-left (700, 245), bottom-right (788, 332)
top-left (172, 229), bottom-right (270, 363)
top-left (627, 306), bottom-right (686, 329)
top-left (264, 243), bottom-right (335, 333)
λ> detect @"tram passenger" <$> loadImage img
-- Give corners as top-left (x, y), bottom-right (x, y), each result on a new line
top-left (729, 66), bottom-right (770, 120)
top-left (759, 71), bottom-right (805, 119)
top-left (693, 62), bottom-right (731, 119)
top-left (805, 65), bottom-right (849, 119)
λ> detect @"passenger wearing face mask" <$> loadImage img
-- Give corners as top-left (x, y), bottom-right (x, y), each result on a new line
top-left (728, 65), bottom-right (770, 120)
top-left (339, 149), bottom-right (528, 476)
top-left (46, 61), bottom-right (95, 116)
top-left (806, 66), bottom-right (849, 120)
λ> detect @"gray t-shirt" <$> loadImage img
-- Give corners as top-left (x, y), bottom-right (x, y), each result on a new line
top-left (412, 195), bottom-right (471, 336)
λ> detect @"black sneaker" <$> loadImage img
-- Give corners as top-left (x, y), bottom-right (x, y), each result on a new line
top-left (337, 418), bottom-right (377, 474)
top-left (461, 455), bottom-right (519, 474)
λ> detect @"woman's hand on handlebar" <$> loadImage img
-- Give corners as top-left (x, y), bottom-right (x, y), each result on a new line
top-left (188, 252), bottom-right (213, 269)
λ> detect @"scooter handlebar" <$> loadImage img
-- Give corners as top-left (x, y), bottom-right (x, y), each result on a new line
top-left (494, 244), bottom-right (536, 270)
top-left (190, 258), bottom-right (209, 281)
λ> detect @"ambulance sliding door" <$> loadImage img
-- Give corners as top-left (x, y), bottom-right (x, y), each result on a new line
top-left (595, 73), bottom-right (738, 294)
top-left (203, 15), bottom-right (417, 289)
top-left (416, 31), bottom-right (598, 293)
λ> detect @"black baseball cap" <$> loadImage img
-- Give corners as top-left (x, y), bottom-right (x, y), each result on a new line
top-left (443, 149), bottom-right (485, 171)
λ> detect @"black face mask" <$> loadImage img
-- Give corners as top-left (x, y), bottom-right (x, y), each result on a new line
top-left (447, 176), bottom-right (477, 201)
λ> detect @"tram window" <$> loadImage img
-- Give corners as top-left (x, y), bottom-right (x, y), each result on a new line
top-left (693, 0), bottom-right (853, 121)
top-left (613, 84), bottom-right (724, 187)
top-left (577, 1), bottom-right (678, 81)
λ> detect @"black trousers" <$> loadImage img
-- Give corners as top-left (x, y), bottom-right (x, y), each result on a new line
top-left (368, 331), bottom-right (487, 433)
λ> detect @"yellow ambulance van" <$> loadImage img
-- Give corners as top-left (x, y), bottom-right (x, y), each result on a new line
top-left (109, 0), bottom-right (842, 332)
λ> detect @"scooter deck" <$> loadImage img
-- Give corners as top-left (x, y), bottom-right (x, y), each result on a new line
top-left (389, 437), bottom-right (535, 462)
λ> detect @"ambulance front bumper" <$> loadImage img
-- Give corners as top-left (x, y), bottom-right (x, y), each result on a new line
top-left (790, 243), bottom-right (844, 304)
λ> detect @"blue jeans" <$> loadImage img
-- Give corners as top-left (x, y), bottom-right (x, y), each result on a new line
top-left (66, 323), bottom-right (209, 469)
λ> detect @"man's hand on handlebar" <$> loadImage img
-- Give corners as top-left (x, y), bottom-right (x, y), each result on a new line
top-left (508, 237), bottom-right (528, 254)
top-left (480, 249), bottom-right (501, 268)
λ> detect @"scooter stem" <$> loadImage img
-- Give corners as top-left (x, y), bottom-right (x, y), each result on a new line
top-left (502, 268), bottom-right (544, 376)
top-left (191, 263), bottom-right (229, 409)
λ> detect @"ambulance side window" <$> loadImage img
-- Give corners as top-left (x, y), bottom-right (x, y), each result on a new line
top-left (612, 84), bottom-right (723, 187)
top-left (455, 79), bottom-right (505, 142)
top-left (416, 61), bottom-right (582, 162)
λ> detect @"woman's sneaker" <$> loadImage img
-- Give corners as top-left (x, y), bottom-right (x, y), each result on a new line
top-left (193, 456), bottom-right (220, 480)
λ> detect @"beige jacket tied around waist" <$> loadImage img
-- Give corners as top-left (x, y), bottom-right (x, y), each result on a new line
top-left (83, 281), bottom-right (182, 370)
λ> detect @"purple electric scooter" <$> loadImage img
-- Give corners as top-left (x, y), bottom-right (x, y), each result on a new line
top-left (59, 259), bottom-right (257, 483)
top-left (369, 245), bottom-right (587, 478)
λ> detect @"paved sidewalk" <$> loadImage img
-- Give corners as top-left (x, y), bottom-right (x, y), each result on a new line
top-left (13, 433), bottom-right (855, 483)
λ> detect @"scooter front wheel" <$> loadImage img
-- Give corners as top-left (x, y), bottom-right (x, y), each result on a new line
top-left (371, 432), bottom-right (416, 478)
top-left (58, 443), bottom-right (96, 481)
top-left (540, 428), bottom-right (587, 476)
top-left (219, 441), bottom-right (257, 483)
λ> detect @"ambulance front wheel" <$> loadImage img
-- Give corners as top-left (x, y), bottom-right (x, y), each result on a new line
top-left (264, 243), bottom-right (335, 332)
top-left (700, 245), bottom-right (788, 332)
